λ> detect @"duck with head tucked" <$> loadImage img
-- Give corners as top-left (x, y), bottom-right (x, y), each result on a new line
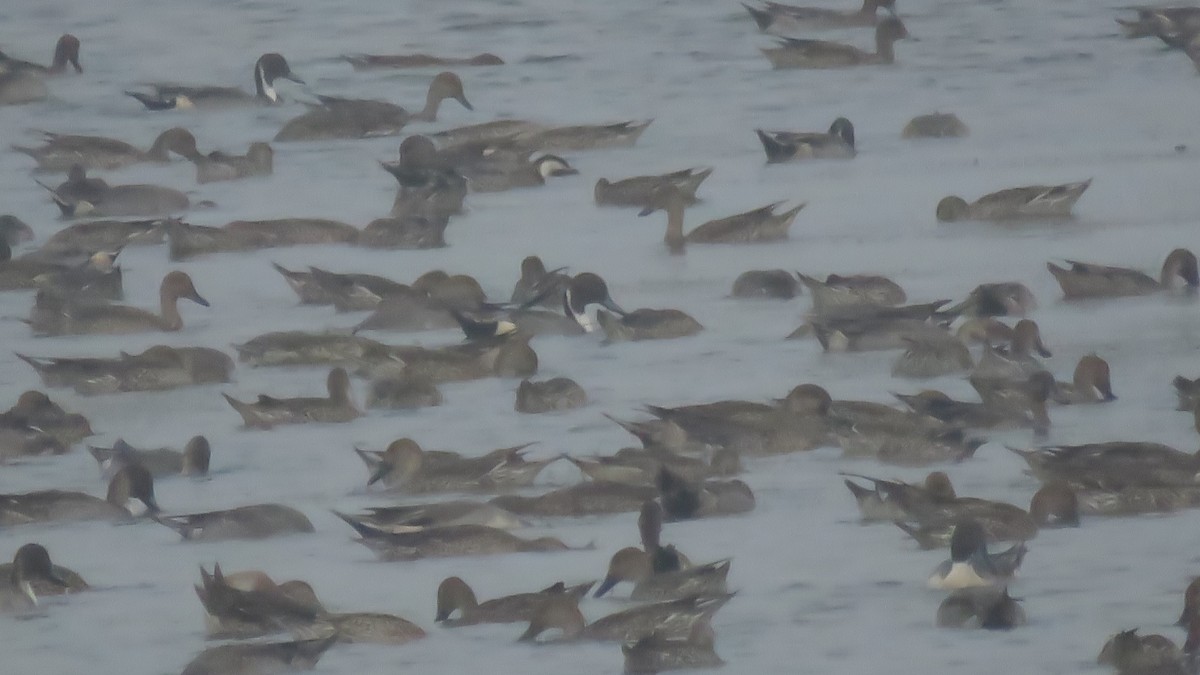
top-left (42, 165), bottom-right (191, 218)
top-left (937, 180), bottom-right (1091, 222)
top-left (595, 167), bottom-right (713, 209)
top-left (275, 71), bottom-right (472, 142)
top-left (744, 0), bottom-right (896, 34)
top-left (192, 142), bottom-right (273, 183)
top-left (0, 35), bottom-right (81, 106)
top-left (29, 270), bottom-right (208, 336)
top-left (88, 435), bottom-right (210, 478)
top-left (756, 118), bottom-right (855, 162)
top-left (760, 17), bottom-right (910, 68)
top-left (638, 185), bottom-right (804, 253)
top-left (341, 516), bottom-right (580, 562)
top-left (17, 345), bottom-right (233, 395)
top-left (354, 438), bottom-right (554, 492)
top-left (179, 636), bottom-right (336, 675)
top-left (518, 593), bottom-right (733, 643)
top-left (902, 112), bottom-right (969, 139)
top-left (436, 576), bottom-right (594, 627)
top-left (0, 390), bottom-right (92, 446)
top-left (13, 127), bottom-right (201, 172)
top-left (0, 463), bottom-right (158, 526)
top-left (126, 52), bottom-right (302, 110)
top-left (158, 504), bottom-right (314, 542)
top-left (624, 624), bottom-right (725, 673)
top-left (1047, 248), bottom-right (1198, 299)
top-left (223, 367), bottom-right (359, 429)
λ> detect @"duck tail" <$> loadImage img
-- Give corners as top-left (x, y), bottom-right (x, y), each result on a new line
top-left (754, 129), bottom-right (790, 163)
top-left (742, 3), bottom-right (774, 31)
top-left (893, 521), bottom-right (942, 550)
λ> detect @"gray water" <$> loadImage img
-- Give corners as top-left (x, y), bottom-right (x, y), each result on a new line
top-left (1, 0), bottom-right (1199, 672)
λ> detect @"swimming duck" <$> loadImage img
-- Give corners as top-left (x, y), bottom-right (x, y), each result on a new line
top-left (893, 388), bottom-right (1042, 431)
top-left (1175, 375), bottom-right (1200, 412)
top-left (366, 366), bottom-right (443, 410)
top-left (274, 71), bottom-right (472, 142)
top-left (383, 135), bottom-right (468, 220)
top-left (348, 269), bottom-right (485, 332)
top-left (223, 367), bottom-right (359, 429)
top-left (158, 504), bottom-right (314, 541)
top-left (639, 186), bottom-right (804, 253)
top-left (595, 167), bottom-right (713, 208)
top-left (843, 471), bottom-right (953, 522)
top-left (965, 371), bottom-right (1056, 436)
top-left (657, 468), bottom-right (755, 520)
top-left (234, 331), bottom-right (394, 369)
top-left (33, 217), bottom-right (165, 257)
top-left (0, 69), bottom-right (49, 106)
top-left (345, 52), bottom-right (503, 69)
top-left (179, 636), bottom-right (336, 675)
top-left (1047, 248), bottom-right (1199, 298)
top-left (0, 390), bottom-right (92, 445)
top-left (42, 166), bottom-right (191, 218)
top-left (126, 52), bottom-right (302, 110)
top-left (731, 269), bottom-right (802, 299)
top-left (192, 142), bottom-right (273, 183)
top-left (861, 472), bottom-right (1039, 543)
top-left (511, 120), bottom-right (654, 152)
top-left (944, 282), bottom-right (1037, 318)
top-left (0, 216), bottom-right (34, 246)
top-left (510, 255), bottom-right (570, 309)
top-left (516, 377), bottom-right (587, 413)
top-left (743, 0), bottom-right (896, 34)
top-left (362, 332), bottom-right (538, 383)
top-left (597, 308), bottom-right (704, 342)
top-left (936, 586), bottom-right (1026, 630)
top-left (1097, 626), bottom-right (1194, 675)
top-left (459, 154), bottom-right (578, 193)
top-left (1027, 481), bottom-right (1081, 528)
top-left (1055, 354), bottom-right (1117, 404)
top-left (623, 625), bottom-right (725, 674)
top-left (969, 319), bottom-right (1052, 377)
top-left (195, 564), bottom-right (323, 639)
top-left (891, 332), bottom-right (973, 379)
top-left (0, 34), bottom-right (82, 75)
top-left (88, 435), bottom-right (210, 478)
top-left (13, 127), bottom-right (201, 172)
top-left (1116, 6), bottom-right (1200, 39)
top-left (165, 218), bottom-right (360, 261)
top-left (0, 544), bottom-right (69, 612)
top-left (436, 576), bottom-right (594, 626)
top-left (29, 270), bottom-right (208, 336)
top-left (806, 311), bottom-right (950, 353)
top-left (936, 179), bottom-right (1091, 222)
top-left (12, 247), bottom-right (124, 301)
top-left (342, 519), bottom-right (578, 561)
top-left (760, 17), bottom-right (910, 69)
top-left (17, 345), bottom-right (234, 395)
top-left (755, 118), bottom-right (856, 162)
top-left (902, 113), bottom-right (969, 139)
top-left (355, 438), bottom-right (553, 492)
top-left (358, 214), bottom-right (450, 249)
top-left (490, 481), bottom-right (659, 517)
top-left (0, 463), bottom-right (158, 526)
top-left (272, 263), bottom-right (411, 310)
top-left (594, 548), bottom-right (731, 602)
top-left (1008, 441), bottom-right (1200, 491)
top-left (558, 273), bottom-right (629, 333)
top-left (336, 501), bottom-right (524, 533)
top-left (518, 593), bottom-right (733, 643)
top-left (927, 519), bottom-right (1026, 590)
top-left (798, 273), bottom-right (906, 312)
top-left (0, 543), bottom-right (87, 600)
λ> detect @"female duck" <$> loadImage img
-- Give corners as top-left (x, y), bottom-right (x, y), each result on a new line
top-left (126, 53), bottom-right (302, 110)
top-left (0, 35), bottom-right (81, 107)
top-left (594, 167), bottom-right (713, 208)
top-left (936, 179), bottom-right (1091, 222)
top-left (594, 547), bottom-right (731, 601)
top-left (157, 503), bottom-right (314, 541)
top-left (638, 185), bottom-right (804, 252)
top-left (744, 0), bottom-right (896, 34)
top-left (44, 166), bottom-right (190, 218)
top-left (88, 435), bottom-right (210, 478)
top-left (436, 576), bottom-right (593, 626)
top-left (518, 593), bottom-right (732, 643)
top-left (756, 118), bottom-right (855, 162)
top-left (223, 367), bottom-right (359, 429)
top-left (1047, 248), bottom-right (1198, 298)
top-left (13, 127), bottom-right (201, 172)
top-left (29, 270), bottom-right (208, 336)
top-left (760, 17), bottom-right (910, 69)
top-left (193, 142), bottom-right (273, 183)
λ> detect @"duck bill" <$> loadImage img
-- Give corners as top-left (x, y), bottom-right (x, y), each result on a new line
top-left (457, 95), bottom-right (474, 111)
top-left (19, 580), bottom-right (37, 607)
top-left (601, 297), bottom-right (627, 317)
top-left (366, 463), bottom-right (393, 487)
top-left (285, 72), bottom-right (306, 85)
top-left (552, 166), bottom-right (579, 177)
top-left (190, 293), bottom-right (211, 307)
top-left (637, 205), bottom-right (655, 217)
top-left (593, 576), bottom-right (618, 598)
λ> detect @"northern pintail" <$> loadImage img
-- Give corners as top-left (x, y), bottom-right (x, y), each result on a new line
top-left (805, 311), bottom-right (951, 353)
top-left (383, 135), bottom-right (468, 219)
top-left (597, 308), bottom-right (704, 342)
top-left (345, 53), bottom-right (503, 69)
top-left (594, 167), bottom-right (713, 208)
top-left (272, 263), bottom-right (412, 310)
top-left (195, 564), bottom-right (322, 639)
top-left (459, 154), bottom-right (578, 193)
top-left (798, 272), bottom-right (906, 312)
top-left (509, 120), bottom-right (654, 152)
top-left (857, 472), bottom-right (1038, 543)
top-left (843, 471), bottom-right (953, 522)
top-left (29, 270), bottom-right (208, 336)
top-left (1117, 6), bottom-right (1200, 39)
top-left (0, 70), bottom-right (48, 106)
top-left (755, 118), bottom-right (856, 162)
top-left (274, 71), bottom-right (472, 142)
top-left (927, 519), bottom-right (1026, 590)
top-left (10, 248), bottom-right (124, 301)
top-left (657, 468), bottom-right (756, 520)
top-left (0, 389), bottom-right (92, 445)
top-left (567, 446), bottom-right (741, 487)
top-left (34, 217), bottom-right (165, 257)
top-left (560, 272), bottom-right (629, 334)
top-left (343, 519), bottom-right (579, 561)
top-left (490, 481), bottom-right (659, 517)
top-left (944, 282), bottom-right (1037, 319)
top-left (223, 367), bottom-right (360, 429)
top-left (510, 255), bottom-right (570, 309)
top-left (17, 345), bottom-right (234, 395)
top-left (366, 366), bottom-right (443, 410)
top-left (126, 53), bottom-right (302, 110)
top-left (0, 34), bottom-right (82, 75)
top-left (1008, 441), bottom-right (1200, 490)
top-left (1097, 627), bottom-right (1191, 675)
top-left (0, 544), bottom-right (69, 612)
top-left (936, 179), bottom-right (1091, 222)
top-left (0, 215), bottom-right (34, 246)
top-left (13, 127), bottom-right (200, 172)
top-left (639, 187), bottom-right (804, 253)
top-left (364, 332), bottom-right (538, 383)
top-left (0, 543), bottom-right (87, 600)
top-left (355, 438), bottom-right (554, 491)
top-left (166, 218), bottom-right (360, 260)
top-left (358, 214), bottom-right (451, 249)
top-left (893, 388), bottom-right (1044, 432)
top-left (594, 548), bottom-right (731, 601)
top-left (1047, 248), bottom-right (1198, 298)
top-left (623, 625), bottom-right (725, 673)
top-left (0, 426), bottom-right (66, 461)
top-left (193, 142), bottom-right (273, 183)
top-left (760, 17), bottom-right (910, 68)
top-left (891, 331), bottom-right (973, 379)
top-left (902, 113), bottom-right (969, 139)
top-left (88, 435), bottom-right (210, 478)
top-left (731, 269), bottom-right (801, 299)
top-left (350, 270), bottom-right (486, 332)
top-left (42, 166), bottom-right (190, 218)
top-left (516, 377), bottom-right (587, 413)
top-left (1175, 375), bottom-right (1200, 412)
top-left (159, 504), bottom-right (314, 541)
top-left (1028, 481), bottom-right (1081, 528)
top-left (969, 318), bottom-right (1052, 381)
top-left (744, 0), bottom-right (896, 34)
top-left (1055, 354), bottom-right (1117, 404)
top-left (436, 577), bottom-right (594, 626)
top-left (518, 593), bottom-right (733, 643)
top-left (967, 371), bottom-right (1056, 436)
top-left (936, 586), bottom-right (1026, 630)
top-left (334, 501), bottom-right (524, 533)
top-left (0, 463), bottom-right (158, 526)
top-left (179, 636), bottom-right (336, 675)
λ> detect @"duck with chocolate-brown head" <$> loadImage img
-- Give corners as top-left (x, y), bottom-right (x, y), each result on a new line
top-left (29, 270), bottom-right (207, 336)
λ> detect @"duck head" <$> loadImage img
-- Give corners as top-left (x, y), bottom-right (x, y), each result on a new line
top-left (436, 576), bottom-right (478, 621)
top-left (106, 463), bottom-right (159, 516)
top-left (563, 273), bottom-right (627, 333)
top-left (594, 547), bottom-right (652, 597)
top-left (10, 543), bottom-right (68, 606)
top-left (253, 53), bottom-right (304, 103)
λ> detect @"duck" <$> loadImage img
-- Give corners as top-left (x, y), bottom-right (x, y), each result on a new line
top-left (594, 167), bottom-right (713, 208)
top-left (743, 0), bottom-right (896, 34)
top-left (0, 427), bottom-right (67, 462)
top-left (87, 435), bottom-right (210, 478)
top-left (1116, 6), bottom-right (1200, 40)
top-left (510, 255), bottom-right (570, 309)
top-left (222, 367), bottom-right (360, 429)
top-left (355, 438), bottom-right (554, 492)
top-left (0, 543), bottom-right (87, 601)
top-left (233, 332), bottom-right (390, 370)
top-left (32, 217), bottom-right (165, 258)
top-left (657, 468), bottom-right (756, 520)
top-left (1055, 354), bottom-right (1117, 404)
top-left (0, 390), bottom-right (92, 445)
top-left (334, 501), bottom-right (524, 533)
top-left (363, 332), bottom-right (538, 383)
top-left (936, 179), bottom-right (1091, 222)
top-left (902, 113), bottom-right (969, 139)
top-left (165, 218), bottom-right (360, 261)
top-left (760, 17), bottom-right (910, 69)
top-left (891, 332), bottom-right (973, 379)
top-left (516, 377), bottom-right (587, 413)
top-left (855, 472), bottom-right (1040, 543)
top-left (179, 636), bottom-right (336, 675)
top-left (458, 154), bottom-right (578, 193)
top-left (927, 519), bottom-right (1026, 590)
top-left (192, 142), bottom-right (273, 183)
top-left (1175, 375), bottom-right (1200, 412)
top-left (594, 548), bottom-right (731, 602)
top-left (1046, 248), bottom-right (1199, 298)
top-left (157, 503), bottom-right (314, 541)
top-left (965, 371), bottom-right (1056, 436)
top-left (341, 518), bottom-right (579, 561)
top-left (0, 215), bottom-right (34, 246)
top-left (436, 576), bottom-right (594, 626)
top-left (194, 564), bottom-right (323, 639)
top-left (945, 281), bottom-right (1037, 318)
top-left (568, 447), bottom-right (739, 488)
top-left (17, 345), bottom-right (234, 395)
top-left (510, 120), bottom-right (654, 152)
top-left (126, 53), bottom-right (302, 110)
top-left (0, 69), bottom-right (49, 106)
top-left (357, 214), bottom-right (450, 249)
top-left (623, 625), bottom-right (725, 674)
top-left (558, 272), bottom-right (630, 333)
top-left (349, 269), bottom-right (485, 332)
top-left (365, 367), bottom-right (443, 410)
top-left (0, 544), bottom-right (69, 612)
top-left (12, 248), bottom-right (124, 301)
top-left (755, 118), bottom-right (856, 162)
top-left (843, 471), bottom-right (953, 522)
top-left (29, 270), bottom-right (208, 336)
top-left (798, 273), bottom-right (906, 312)
top-left (936, 586), bottom-right (1026, 630)
top-left (597, 308), bottom-right (704, 342)
top-left (1097, 626), bottom-right (1196, 675)
top-left (274, 71), bottom-right (472, 142)
top-left (731, 269), bottom-right (802, 299)
top-left (806, 311), bottom-right (950, 353)
top-left (1008, 442), bottom-right (1200, 491)
top-left (639, 186), bottom-right (804, 253)
top-left (0, 34), bottom-right (82, 75)
top-left (13, 127), bottom-right (201, 172)
top-left (0, 463), bottom-right (158, 526)
top-left (968, 319), bottom-right (1052, 382)
top-left (893, 388), bottom-right (1043, 432)
top-left (490, 481), bottom-right (659, 517)
top-left (272, 263), bottom-right (412, 310)
top-left (518, 593), bottom-right (733, 643)
top-left (42, 166), bottom-right (191, 218)
top-left (383, 134), bottom-right (468, 220)
top-left (345, 52), bottom-right (503, 69)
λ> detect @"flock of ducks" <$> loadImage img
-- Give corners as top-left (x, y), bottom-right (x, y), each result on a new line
top-left (0, 2), bottom-right (1199, 674)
